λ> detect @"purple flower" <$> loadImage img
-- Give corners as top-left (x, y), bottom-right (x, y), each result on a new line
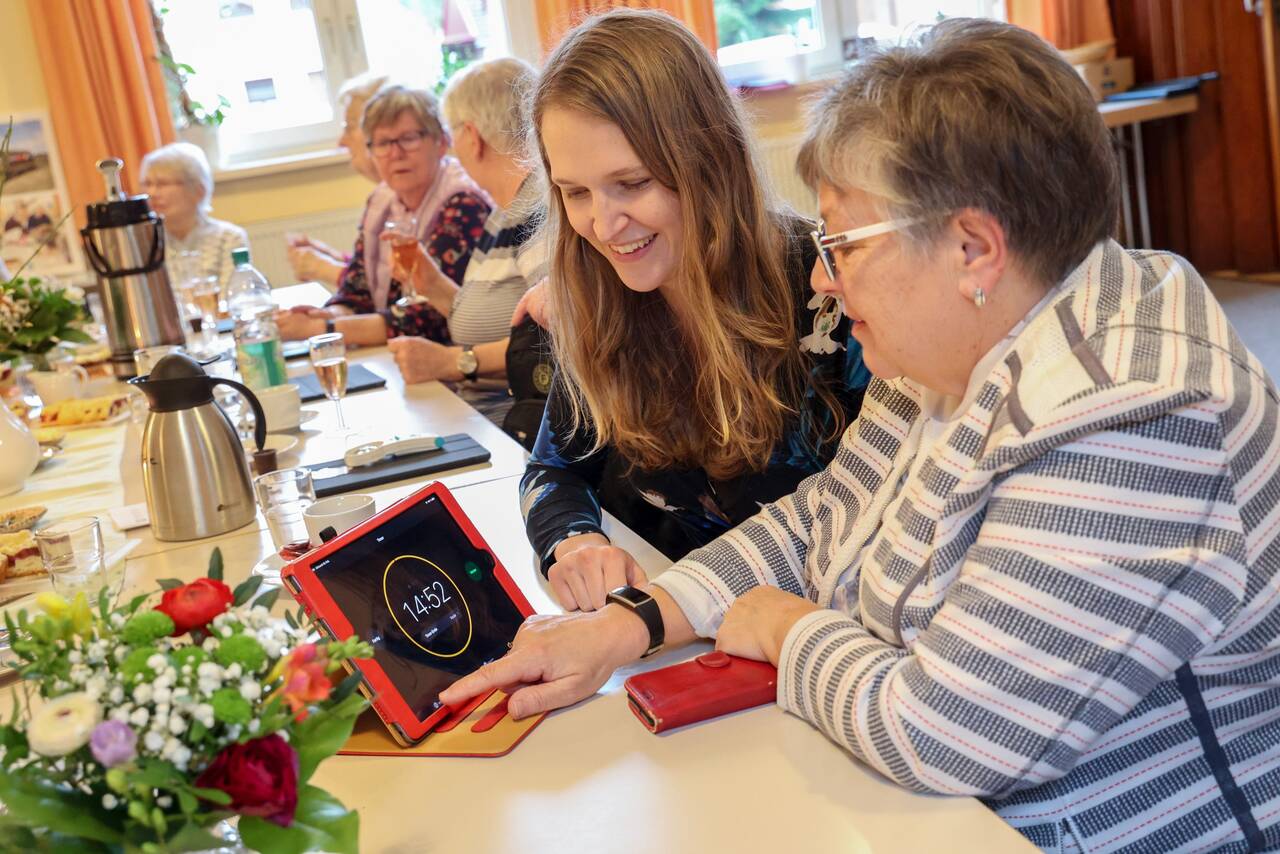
top-left (89, 720), bottom-right (137, 768)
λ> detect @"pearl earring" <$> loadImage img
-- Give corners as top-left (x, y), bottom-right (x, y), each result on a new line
top-left (973, 287), bottom-right (986, 308)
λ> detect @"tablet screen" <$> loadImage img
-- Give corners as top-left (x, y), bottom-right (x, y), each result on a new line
top-left (310, 493), bottom-right (525, 720)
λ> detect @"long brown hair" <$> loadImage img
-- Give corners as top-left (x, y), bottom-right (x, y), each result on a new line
top-left (533, 9), bottom-right (823, 480)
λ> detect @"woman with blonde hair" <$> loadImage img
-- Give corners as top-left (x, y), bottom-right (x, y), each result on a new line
top-left (520, 9), bottom-right (870, 611)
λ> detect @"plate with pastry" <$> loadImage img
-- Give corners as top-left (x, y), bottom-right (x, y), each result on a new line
top-left (39, 394), bottom-right (130, 429)
top-left (0, 530), bottom-right (50, 601)
top-left (0, 506), bottom-right (47, 534)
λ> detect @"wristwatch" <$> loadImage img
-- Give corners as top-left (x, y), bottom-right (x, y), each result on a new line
top-left (324, 317), bottom-right (336, 335)
top-left (456, 345), bottom-right (479, 382)
top-left (606, 585), bottom-right (664, 658)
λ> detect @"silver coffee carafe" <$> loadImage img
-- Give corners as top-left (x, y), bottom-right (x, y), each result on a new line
top-left (81, 158), bottom-right (185, 378)
top-left (129, 353), bottom-right (267, 542)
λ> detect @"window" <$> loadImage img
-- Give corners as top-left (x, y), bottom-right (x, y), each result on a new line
top-left (157, 0), bottom-right (521, 166)
top-left (716, 0), bottom-right (1005, 85)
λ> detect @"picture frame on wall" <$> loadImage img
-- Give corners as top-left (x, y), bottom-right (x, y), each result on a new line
top-left (0, 110), bottom-right (84, 279)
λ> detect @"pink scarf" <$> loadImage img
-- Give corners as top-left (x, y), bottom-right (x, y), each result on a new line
top-left (360, 156), bottom-right (486, 309)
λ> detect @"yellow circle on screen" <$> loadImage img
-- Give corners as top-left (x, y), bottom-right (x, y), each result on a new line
top-left (382, 555), bottom-right (473, 658)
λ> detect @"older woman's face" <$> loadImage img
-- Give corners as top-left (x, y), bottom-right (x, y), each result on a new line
top-left (141, 167), bottom-right (201, 223)
top-left (811, 184), bottom-right (980, 392)
top-left (368, 110), bottom-right (448, 204)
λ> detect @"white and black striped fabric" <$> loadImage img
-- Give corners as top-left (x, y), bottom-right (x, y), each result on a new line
top-left (652, 240), bottom-right (1280, 852)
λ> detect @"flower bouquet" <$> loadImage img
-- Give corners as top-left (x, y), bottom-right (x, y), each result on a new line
top-left (0, 549), bottom-right (373, 853)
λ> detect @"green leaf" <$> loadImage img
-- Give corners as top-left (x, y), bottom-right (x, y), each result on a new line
top-left (284, 609), bottom-right (299, 630)
top-left (238, 785), bottom-right (358, 854)
top-left (163, 821), bottom-right (225, 853)
top-left (187, 786), bottom-right (231, 806)
top-left (156, 578), bottom-right (185, 591)
top-left (254, 586), bottom-right (281, 611)
top-left (232, 574), bottom-right (263, 607)
top-left (290, 692), bottom-right (368, 784)
top-left (0, 773), bottom-right (122, 844)
top-left (126, 593), bottom-right (149, 614)
top-left (207, 548), bottom-right (224, 581)
top-left (329, 669), bottom-right (362, 704)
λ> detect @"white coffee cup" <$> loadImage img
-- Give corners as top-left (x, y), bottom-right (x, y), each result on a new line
top-left (256, 383), bottom-right (302, 432)
top-left (303, 494), bottom-right (376, 546)
top-left (28, 366), bottom-right (88, 405)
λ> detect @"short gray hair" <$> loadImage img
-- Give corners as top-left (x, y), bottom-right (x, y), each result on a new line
top-left (442, 58), bottom-right (536, 157)
top-left (140, 142), bottom-right (213, 215)
top-left (361, 84), bottom-right (446, 143)
top-left (336, 72), bottom-right (387, 113)
top-left (798, 17), bottom-right (1119, 286)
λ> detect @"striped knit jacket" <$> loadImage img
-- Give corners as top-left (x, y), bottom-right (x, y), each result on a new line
top-left (651, 241), bottom-right (1280, 853)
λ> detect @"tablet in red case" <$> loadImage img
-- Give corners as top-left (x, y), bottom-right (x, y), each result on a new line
top-left (281, 482), bottom-right (535, 746)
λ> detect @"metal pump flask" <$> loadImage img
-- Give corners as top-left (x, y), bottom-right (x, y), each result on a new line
top-left (80, 158), bottom-right (185, 378)
top-left (129, 353), bottom-right (267, 542)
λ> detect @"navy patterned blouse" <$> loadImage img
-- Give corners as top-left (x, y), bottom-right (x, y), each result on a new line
top-left (325, 191), bottom-right (490, 341)
top-left (520, 220), bottom-right (872, 574)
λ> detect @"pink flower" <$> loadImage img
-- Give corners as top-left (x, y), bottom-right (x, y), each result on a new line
top-left (273, 643), bottom-right (334, 720)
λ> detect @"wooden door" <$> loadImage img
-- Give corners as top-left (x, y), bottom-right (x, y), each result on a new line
top-left (1111, 0), bottom-right (1280, 274)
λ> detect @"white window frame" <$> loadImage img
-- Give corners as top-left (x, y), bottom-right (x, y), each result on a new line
top-left (717, 0), bottom-right (844, 85)
top-left (207, 0), bottom-right (538, 166)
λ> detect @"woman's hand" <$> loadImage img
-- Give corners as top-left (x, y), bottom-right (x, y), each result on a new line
top-left (715, 587), bottom-right (821, 666)
top-left (548, 534), bottom-right (648, 612)
top-left (511, 279), bottom-right (550, 328)
top-left (275, 308), bottom-right (328, 341)
top-left (387, 337), bottom-right (459, 384)
top-left (287, 243), bottom-right (344, 285)
top-left (439, 605), bottom-right (650, 720)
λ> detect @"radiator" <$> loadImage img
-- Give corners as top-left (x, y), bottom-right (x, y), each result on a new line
top-left (758, 134), bottom-right (817, 215)
top-left (241, 207), bottom-right (363, 288)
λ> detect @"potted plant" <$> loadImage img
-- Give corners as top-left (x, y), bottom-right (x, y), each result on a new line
top-left (0, 548), bottom-right (373, 852)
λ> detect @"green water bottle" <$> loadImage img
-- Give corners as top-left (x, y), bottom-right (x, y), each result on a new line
top-left (225, 247), bottom-right (287, 390)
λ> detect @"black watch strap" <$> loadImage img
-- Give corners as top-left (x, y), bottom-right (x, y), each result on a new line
top-left (606, 585), bottom-right (664, 658)
top-left (324, 317), bottom-right (336, 335)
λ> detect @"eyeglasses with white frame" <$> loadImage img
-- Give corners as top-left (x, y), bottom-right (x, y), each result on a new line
top-left (810, 218), bottom-right (918, 282)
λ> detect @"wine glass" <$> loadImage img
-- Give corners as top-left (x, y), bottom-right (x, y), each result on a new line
top-left (308, 331), bottom-right (348, 431)
top-left (386, 216), bottom-right (427, 315)
top-left (185, 275), bottom-right (222, 357)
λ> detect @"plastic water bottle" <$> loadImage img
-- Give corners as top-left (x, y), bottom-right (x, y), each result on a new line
top-left (225, 247), bottom-right (287, 390)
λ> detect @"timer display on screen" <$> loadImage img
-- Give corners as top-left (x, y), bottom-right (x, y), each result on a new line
top-left (311, 495), bottom-right (525, 718)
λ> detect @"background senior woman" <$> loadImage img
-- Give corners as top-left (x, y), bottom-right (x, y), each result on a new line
top-left (446, 18), bottom-right (1280, 853)
top-left (277, 84), bottom-right (490, 346)
top-left (286, 72), bottom-right (387, 287)
top-left (140, 142), bottom-right (248, 289)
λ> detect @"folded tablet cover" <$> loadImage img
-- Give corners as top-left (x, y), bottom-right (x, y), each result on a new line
top-left (305, 433), bottom-right (490, 496)
top-left (290, 364), bottom-right (387, 402)
top-left (340, 693), bottom-right (547, 758)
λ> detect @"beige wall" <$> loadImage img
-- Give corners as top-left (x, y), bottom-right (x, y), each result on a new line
top-left (1, 0), bottom-right (813, 230)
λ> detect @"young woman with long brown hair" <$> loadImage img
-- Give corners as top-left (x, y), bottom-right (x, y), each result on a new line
top-left (521, 8), bottom-right (870, 611)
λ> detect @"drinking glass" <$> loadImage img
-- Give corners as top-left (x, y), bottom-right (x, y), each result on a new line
top-left (253, 468), bottom-right (316, 582)
top-left (186, 275), bottom-right (222, 357)
top-left (133, 344), bottom-right (185, 377)
top-left (386, 217), bottom-right (427, 314)
top-left (308, 331), bottom-right (348, 431)
top-left (36, 517), bottom-right (108, 601)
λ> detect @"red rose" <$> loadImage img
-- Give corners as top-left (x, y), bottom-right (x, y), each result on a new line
top-left (196, 734), bottom-right (299, 827)
top-left (155, 578), bottom-right (233, 636)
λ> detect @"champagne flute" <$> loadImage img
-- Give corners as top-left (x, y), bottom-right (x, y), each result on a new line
top-left (308, 331), bottom-right (349, 431)
top-left (386, 216), bottom-right (428, 315)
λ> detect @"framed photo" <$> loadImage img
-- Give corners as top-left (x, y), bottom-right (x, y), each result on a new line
top-left (0, 111), bottom-right (84, 278)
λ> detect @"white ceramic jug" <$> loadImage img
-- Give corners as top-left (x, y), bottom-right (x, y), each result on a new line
top-left (0, 402), bottom-right (40, 496)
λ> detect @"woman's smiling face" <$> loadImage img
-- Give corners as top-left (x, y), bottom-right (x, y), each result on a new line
top-left (541, 107), bottom-right (684, 296)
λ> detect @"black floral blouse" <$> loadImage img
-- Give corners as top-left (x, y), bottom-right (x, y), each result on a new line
top-left (520, 219), bottom-right (872, 573)
top-left (325, 191), bottom-right (490, 341)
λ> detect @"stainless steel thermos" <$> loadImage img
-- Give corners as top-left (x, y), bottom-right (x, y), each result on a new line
top-left (80, 158), bottom-right (185, 378)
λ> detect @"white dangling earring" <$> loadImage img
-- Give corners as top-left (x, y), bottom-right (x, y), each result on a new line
top-left (973, 287), bottom-right (986, 309)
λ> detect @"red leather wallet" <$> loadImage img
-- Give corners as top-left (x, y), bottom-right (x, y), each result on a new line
top-left (623, 651), bottom-right (778, 734)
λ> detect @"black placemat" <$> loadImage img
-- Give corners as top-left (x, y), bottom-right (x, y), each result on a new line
top-left (289, 363), bottom-right (386, 402)
top-left (305, 433), bottom-right (490, 496)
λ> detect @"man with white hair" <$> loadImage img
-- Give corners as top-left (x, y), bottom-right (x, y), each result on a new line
top-left (388, 57), bottom-right (548, 432)
top-left (140, 142), bottom-right (248, 289)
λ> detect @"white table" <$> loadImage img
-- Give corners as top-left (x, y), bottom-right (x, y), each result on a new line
top-left (8, 280), bottom-right (1035, 851)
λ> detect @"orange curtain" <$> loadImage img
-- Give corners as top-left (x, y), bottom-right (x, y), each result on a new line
top-left (534, 0), bottom-right (719, 56)
top-left (1007, 0), bottom-right (1114, 51)
top-left (26, 0), bottom-right (175, 227)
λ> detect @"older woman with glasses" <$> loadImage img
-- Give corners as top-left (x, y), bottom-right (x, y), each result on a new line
top-left (446, 18), bottom-right (1280, 853)
top-left (278, 84), bottom-right (490, 346)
